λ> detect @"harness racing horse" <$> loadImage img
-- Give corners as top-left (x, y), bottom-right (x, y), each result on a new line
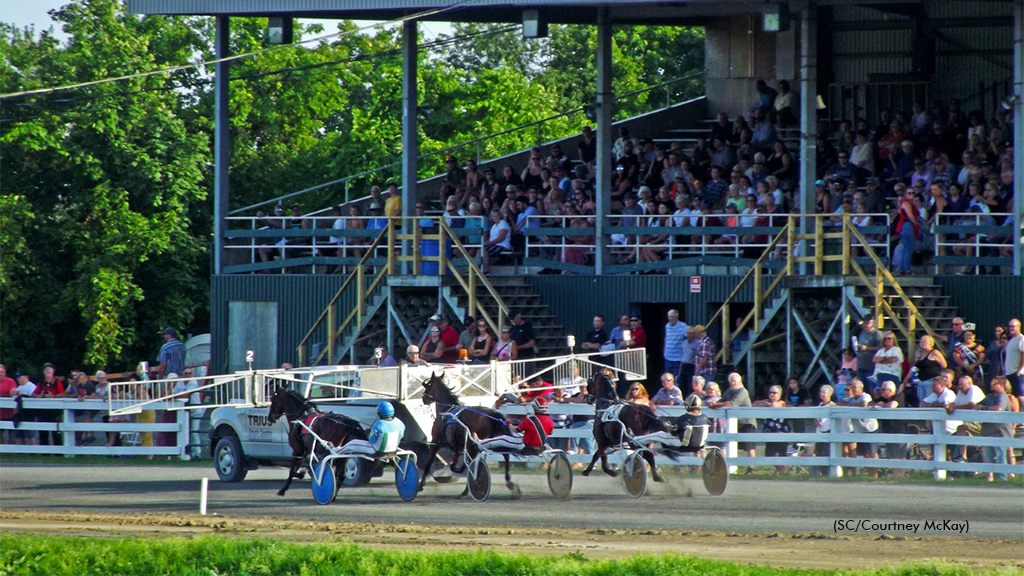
top-left (581, 370), bottom-right (674, 483)
top-left (416, 372), bottom-right (522, 498)
top-left (267, 386), bottom-right (368, 497)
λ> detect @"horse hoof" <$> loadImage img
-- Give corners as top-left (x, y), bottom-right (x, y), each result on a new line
top-left (276, 490), bottom-right (286, 497)
top-left (580, 469), bottom-right (591, 477)
top-left (509, 483), bottom-right (522, 500)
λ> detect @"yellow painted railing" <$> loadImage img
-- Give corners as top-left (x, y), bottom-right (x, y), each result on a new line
top-left (710, 214), bottom-right (937, 366)
top-left (297, 217), bottom-right (509, 366)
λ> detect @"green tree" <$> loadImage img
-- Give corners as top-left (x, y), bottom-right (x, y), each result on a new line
top-left (0, 0), bottom-right (209, 370)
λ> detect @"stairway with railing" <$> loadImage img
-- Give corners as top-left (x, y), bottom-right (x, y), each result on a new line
top-left (707, 214), bottom-right (952, 386)
top-left (296, 217), bottom-right (513, 366)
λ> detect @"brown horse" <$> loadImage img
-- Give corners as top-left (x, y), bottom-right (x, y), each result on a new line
top-left (581, 370), bottom-right (671, 482)
top-left (267, 386), bottom-right (367, 497)
top-left (416, 372), bottom-right (522, 497)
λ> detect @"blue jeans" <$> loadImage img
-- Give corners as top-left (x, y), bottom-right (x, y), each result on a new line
top-left (898, 225), bottom-right (916, 272)
top-left (983, 443), bottom-right (1007, 481)
top-left (664, 360), bottom-right (681, 380)
top-left (569, 420), bottom-right (595, 454)
top-left (916, 379), bottom-right (933, 407)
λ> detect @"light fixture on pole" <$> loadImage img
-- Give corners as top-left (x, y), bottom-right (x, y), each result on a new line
top-left (267, 17), bottom-right (293, 45)
top-left (567, 335), bottom-right (576, 353)
top-left (1001, 94), bottom-right (1019, 111)
top-left (622, 330), bottom-right (631, 347)
top-left (522, 9), bottom-right (548, 38)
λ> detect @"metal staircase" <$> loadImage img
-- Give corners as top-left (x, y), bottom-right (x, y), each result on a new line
top-left (708, 215), bottom-right (949, 390)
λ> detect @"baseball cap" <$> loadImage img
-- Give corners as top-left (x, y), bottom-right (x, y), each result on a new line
top-left (162, 327), bottom-right (177, 337)
top-left (429, 314), bottom-right (441, 322)
top-left (815, 179), bottom-right (825, 186)
top-left (368, 202), bottom-right (383, 210)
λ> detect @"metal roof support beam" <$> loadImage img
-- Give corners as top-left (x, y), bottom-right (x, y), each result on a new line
top-left (798, 4), bottom-right (818, 275)
top-left (594, 10), bottom-right (612, 275)
top-left (214, 16), bottom-right (231, 275)
top-left (402, 19), bottom-right (418, 273)
top-left (1014, 0), bottom-right (1023, 276)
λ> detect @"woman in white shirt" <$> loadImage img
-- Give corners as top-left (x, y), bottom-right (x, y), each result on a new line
top-left (872, 331), bottom-right (904, 393)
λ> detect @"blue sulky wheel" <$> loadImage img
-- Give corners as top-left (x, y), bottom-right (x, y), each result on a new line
top-left (621, 451), bottom-right (648, 498)
top-left (310, 459), bottom-right (339, 505)
top-left (395, 455), bottom-right (419, 502)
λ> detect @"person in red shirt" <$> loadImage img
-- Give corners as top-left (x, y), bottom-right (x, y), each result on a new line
top-left (517, 397), bottom-right (555, 447)
top-left (0, 364), bottom-right (17, 442)
top-left (35, 362), bottom-right (65, 446)
top-left (434, 315), bottom-right (461, 363)
top-left (626, 316), bottom-right (648, 349)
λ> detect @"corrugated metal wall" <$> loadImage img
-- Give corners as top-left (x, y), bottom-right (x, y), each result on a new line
top-left (934, 276), bottom-right (1024, 337)
top-left (530, 275), bottom-right (762, 334)
top-left (211, 275), bottom-right (347, 374)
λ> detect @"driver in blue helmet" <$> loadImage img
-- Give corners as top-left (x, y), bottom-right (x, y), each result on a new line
top-left (368, 401), bottom-right (406, 454)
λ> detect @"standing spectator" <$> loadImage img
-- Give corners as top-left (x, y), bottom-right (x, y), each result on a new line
top-left (678, 327), bottom-right (698, 387)
top-left (577, 125), bottom-right (596, 167)
top-left (812, 384), bottom-right (836, 476)
top-left (840, 378), bottom-right (879, 477)
top-left (651, 373), bottom-right (683, 406)
top-left (1002, 319), bottom-right (1024, 408)
top-left (952, 331), bottom-right (985, 385)
top-left (35, 363), bottom-right (64, 446)
top-left (899, 335), bottom-right (946, 407)
top-left (509, 310), bottom-right (536, 362)
top-left (467, 319), bottom-right (494, 364)
top-left (855, 317), bottom-right (882, 384)
top-left (422, 328), bottom-right (446, 363)
top-left (11, 372), bottom-right (39, 446)
top-left (623, 316), bottom-right (647, 349)
top-left (457, 315), bottom-right (476, 355)
top-left (663, 310), bottom-right (688, 379)
top-left (942, 317), bottom-right (968, 358)
top-left (692, 325), bottom-right (717, 381)
top-left (434, 315), bottom-right (460, 363)
top-left (609, 314), bottom-right (630, 350)
top-left (872, 381), bottom-right (906, 476)
top-left (986, 325), bottom-right (1008, 381)
top-left (871, 331), bottom-right (903, 395)
top-left (709, 373), bottom-right (757, 475)
top-left (754, 79), bottom-right (778, 110)
top-left (753, 385), bottom-right (790, 475)
top-left (978, 377), bottom-right (1012, 481)
top-left (0, 364), bottom-right (16, 444)
top-left (384, 181), bottom-right (402, 217)
top-left (156, 327), bottom-right (186, 379)
top-left (439, 156), bottom-right (467, 207)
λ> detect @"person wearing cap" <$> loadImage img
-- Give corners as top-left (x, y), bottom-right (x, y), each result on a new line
top-left (366, 201), bottom-right (387, 231)
top-left (439, 156), bottom-right (467, 208)
top-left (433, 315), bottom-right (460, 363)
top-left (622, 315), bottom-right (647, 350)
top-left (156, 327), bottom-right (186, 378)
top-left (384, 181), bottom-right (402, 218)
top-left (457, 315), bottom-right (476, 354)
top-left (909, 157), bottom-right (934, 190)
top-left (422, 326), bottom-right (446, 363)
top-left (692, 325), bottom-right (717, 381)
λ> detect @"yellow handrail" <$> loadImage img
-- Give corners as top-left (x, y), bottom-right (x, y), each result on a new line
top-left (439, 220), bottom-right (508, 335)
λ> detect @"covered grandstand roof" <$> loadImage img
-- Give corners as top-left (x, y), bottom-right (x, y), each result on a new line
top-left (126, 0), bottom-right (774, 24)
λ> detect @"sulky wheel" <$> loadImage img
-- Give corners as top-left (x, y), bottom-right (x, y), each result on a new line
top-left (466, 455), bottom-right (492, 502)
top-left (546, 452), bottom-right (573, 501)
top-left (702, 446), bottom-right (729, 496)
top-left (310, 459), bottom-right (339, 505)
top-left (395, 455), bottom-right (420, 502)
top-left (621, 451), bottom-right (648, 498)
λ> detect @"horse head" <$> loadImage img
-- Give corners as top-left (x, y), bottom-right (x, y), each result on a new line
top-left (421, 371), bottom-right (458, 406)
top-left (588, 369), bottom-right (619, 402)
top-left (267, 386), bottom-right (308, 424)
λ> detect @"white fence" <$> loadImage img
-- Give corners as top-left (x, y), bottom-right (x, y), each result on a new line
top-left (497, 404), bottom-right (1023, 480)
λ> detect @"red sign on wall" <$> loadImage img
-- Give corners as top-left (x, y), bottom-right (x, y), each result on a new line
top-left (690, 276), bottom-right (701, 293)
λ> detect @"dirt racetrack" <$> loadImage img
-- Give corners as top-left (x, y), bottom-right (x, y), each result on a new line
top-left (1, 463), bottom-right (1021, 571)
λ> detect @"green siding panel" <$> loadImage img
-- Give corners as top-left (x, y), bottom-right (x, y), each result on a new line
top-left (934, 276), bottom-right (1024, 336)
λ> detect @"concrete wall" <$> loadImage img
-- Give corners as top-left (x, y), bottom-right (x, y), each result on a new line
top-left (705, 15), bottom-right (796, 119)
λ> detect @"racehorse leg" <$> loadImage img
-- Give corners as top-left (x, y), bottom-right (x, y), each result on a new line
top-left (503, 454), bottom-right (521, 499)
top-left (416, 443), bottom-right (440, 494)
top-left (278, 431), bottom-right (309, 496)
top-left (277, 457), bottom-right (302, 496)
top-left (581, 448), bottom-right (601, 477)
top-left (643, 450), bottom-right (665, 482)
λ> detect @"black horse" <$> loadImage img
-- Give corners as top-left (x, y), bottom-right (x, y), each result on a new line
top-left (581, 369), bottom-right (671, 482)
top-left (417, 372), bottom-right (522, 497)
top-left (267, 386), bottom-right (368, 497)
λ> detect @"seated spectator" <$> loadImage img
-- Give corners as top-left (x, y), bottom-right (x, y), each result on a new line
top-left (625, 382), bottom-right (651, 406)
top-left (482, 209), bottom-right (511, 274)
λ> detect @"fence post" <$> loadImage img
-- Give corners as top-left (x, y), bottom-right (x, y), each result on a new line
top-left (177, 409), bottom-right (189, 460)
top-left (62, 404), bottom-right (75, 456)
top-left (726, 410), bottom-right (738, 474)
top-left (932, 421), bottom-right (948, 480)
top-left (829, 430), bottom-right (842, 477)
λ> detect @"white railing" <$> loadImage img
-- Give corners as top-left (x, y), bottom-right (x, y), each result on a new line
top-left (495, 404), bottom-right (1022, 479)
top-left (523, 213), bottom-right (891, 269)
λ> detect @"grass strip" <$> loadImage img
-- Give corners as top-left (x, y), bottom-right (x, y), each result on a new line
top-left (0, 534), bottom-right (1015, 576)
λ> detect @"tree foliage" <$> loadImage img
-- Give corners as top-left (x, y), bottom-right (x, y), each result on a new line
top-left (0, 2), bottom-right (704, 373)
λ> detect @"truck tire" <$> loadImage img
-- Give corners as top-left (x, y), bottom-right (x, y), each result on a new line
top-left (214, 435), bottom-right (248, 483)
top-left (339, 457), bottom-right (372, 487)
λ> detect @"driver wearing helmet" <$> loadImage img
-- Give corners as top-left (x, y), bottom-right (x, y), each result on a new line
top-left (368, 401), bottom-right (406, 454)
top-left (517, 397), bottom-right (555, 448)
top-left (673, 394), bottom-right (711, 455)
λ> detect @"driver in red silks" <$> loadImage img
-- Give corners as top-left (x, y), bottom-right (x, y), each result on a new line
top-left (517, 397), bottom-right (555, 447)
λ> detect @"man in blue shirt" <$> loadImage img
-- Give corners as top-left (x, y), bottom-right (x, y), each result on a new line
top-left (663, 309), bottom-right (688, 380)
top-left (156, 327), bottom-right (185, 378)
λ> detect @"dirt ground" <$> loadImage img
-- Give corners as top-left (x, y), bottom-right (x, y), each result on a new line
top-left (2, 510), bottom-right (1021, 571)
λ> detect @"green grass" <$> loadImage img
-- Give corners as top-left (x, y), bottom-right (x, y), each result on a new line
top-left (0, 535), bottom-right (1015, 576)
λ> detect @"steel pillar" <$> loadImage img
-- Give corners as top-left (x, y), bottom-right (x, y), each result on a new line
top-left (798, 5), bottom-right (818, 275)
top-left (594, 11), bottom-right (613, 275)
top-left (1014, 1), bottom-right (1023, 276)
top-left (402, 20), bottom-right (418, 273)
top-left (213, 16), bottom-right (230, 274)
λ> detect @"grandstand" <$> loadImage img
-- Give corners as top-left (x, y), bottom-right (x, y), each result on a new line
top-left (129, 0), bottom-right (1023, 395)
